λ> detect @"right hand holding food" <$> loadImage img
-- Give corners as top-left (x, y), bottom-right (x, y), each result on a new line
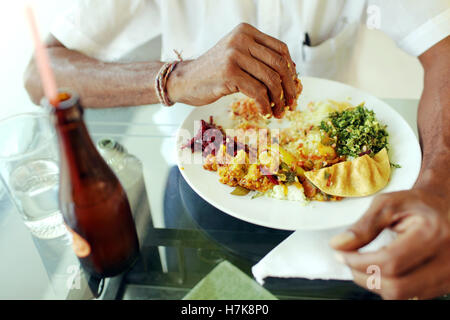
top-left (166, 23), bottom-right (299, 118)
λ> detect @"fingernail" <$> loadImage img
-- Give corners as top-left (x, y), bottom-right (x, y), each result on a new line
top-left (329, 231), bottom-right (356, 248)
top-left (333, 252), bottom-right (346, 264)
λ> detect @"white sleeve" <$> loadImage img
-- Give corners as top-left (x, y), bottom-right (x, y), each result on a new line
top-left (369, 0), bottom-right (450, 56)
top-left (50, 0), bottom-right (161, 62)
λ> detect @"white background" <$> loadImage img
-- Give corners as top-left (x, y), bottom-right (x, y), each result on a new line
top-left (0, 0), bottom-right (424, 299)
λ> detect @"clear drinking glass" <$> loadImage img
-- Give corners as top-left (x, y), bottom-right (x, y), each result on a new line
top-left (0, 112), bottom-right (79, 298)
top-left (0, 112), bottom-right (65, 238)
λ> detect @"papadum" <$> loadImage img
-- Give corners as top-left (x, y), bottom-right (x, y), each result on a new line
top-left (304, 148), bottom-right (391, 197)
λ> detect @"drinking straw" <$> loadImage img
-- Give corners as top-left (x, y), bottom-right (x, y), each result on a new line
top-left (25, 5), bottom-right (59, 106)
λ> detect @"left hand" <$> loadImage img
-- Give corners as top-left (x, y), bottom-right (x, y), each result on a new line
top-left (330, 188), bottom-right (450, 300)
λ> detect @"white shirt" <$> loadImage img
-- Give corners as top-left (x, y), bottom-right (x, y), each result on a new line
top-left (51, 0), bottom-right (450, 81)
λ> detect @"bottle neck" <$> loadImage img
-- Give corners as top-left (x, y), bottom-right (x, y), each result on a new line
top-left (97, 139), bottom-right (128, 172)
top-left (51, 103), bottom-right (95, 160)
top-left (52, 104), bottom-right (99, 177)
top-left (49, 91), bottom-right (88, 147)
top-left (49, 95), bottom-right (116, 201)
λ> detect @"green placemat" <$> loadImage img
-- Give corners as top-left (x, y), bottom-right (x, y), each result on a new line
top-left (183, 261), bottom-right (278, 300)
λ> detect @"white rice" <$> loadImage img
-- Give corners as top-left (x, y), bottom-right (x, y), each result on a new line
top-left (266, 184), bottom-right (308, 204)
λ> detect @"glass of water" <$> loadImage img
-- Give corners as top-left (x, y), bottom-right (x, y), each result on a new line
top-left (0, 112), bottom-right (65, 238)
top-left (0, 112), bottom-right (80, 298)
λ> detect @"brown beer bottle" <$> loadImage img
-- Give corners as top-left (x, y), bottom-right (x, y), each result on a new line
top-left (46, 90), bottom-right (139, 278)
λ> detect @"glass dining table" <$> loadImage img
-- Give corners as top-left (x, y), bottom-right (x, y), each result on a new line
top-left (5, 97), bottom-right (422, 300)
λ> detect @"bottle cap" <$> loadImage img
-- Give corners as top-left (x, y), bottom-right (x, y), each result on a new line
top-left (43, 89), bottom-right (83, 125)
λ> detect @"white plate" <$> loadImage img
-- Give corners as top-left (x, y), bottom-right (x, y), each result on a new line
top-left (176, 77), bottom-right (421, 230)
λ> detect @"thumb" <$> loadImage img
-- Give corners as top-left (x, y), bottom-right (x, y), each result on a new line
top-left (330, 198), bottom-right (394, 251)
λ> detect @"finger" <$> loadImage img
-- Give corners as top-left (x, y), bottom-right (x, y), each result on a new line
top-left (399, 248), bottom-right (450, 300)
top-left (234, 50), bottom-right (284, 117)
top-left (341, 214), bottom-right (442, 276)
top-left (245, 25), bottom-right (295, 67)
top-left (329, 194), bottom-right (397, 251)
top-left (350, 268), bottom-right (384, 298)
top-left (248, 42), bottom-right (297, 107)
top-left (230, 70), bottom-right (272, 116)
top-left (245, 26), bottom-right (296, 76)
top-left (249, 38), bottom-right (297, 81)
top-left (351, 248), bottom-right (450, 300)
top-left (271, 97), bottom-right (289, 118)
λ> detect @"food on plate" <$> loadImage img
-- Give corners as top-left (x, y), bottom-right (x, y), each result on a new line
top-left (182, 87), bottom-right (396, 203)
top-left (304, 148), bottom-right (391, 197)
top-left (230, 76), bottom-right (303, 129)
top-left (319, 104), bottom-right (389, 158)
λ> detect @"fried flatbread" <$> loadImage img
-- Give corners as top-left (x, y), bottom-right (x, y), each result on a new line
top-left (304, 148), bottom-right (390, 197)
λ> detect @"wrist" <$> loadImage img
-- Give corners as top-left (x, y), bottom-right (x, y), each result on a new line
top-left (166, 60), bottom-right (191, 104)
top-left (414, 166), bottom-right (450, 194)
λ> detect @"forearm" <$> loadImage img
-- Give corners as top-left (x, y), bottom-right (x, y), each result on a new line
top-left (24, 25), bottom-right (300, 118)
top-left (24, 46), bottom-right (164, 108)
top-left (415, 37), bottom-right (450, 194)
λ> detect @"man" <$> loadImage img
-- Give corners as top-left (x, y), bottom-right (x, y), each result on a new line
top-left (24, 0), bottom-right (449, 299)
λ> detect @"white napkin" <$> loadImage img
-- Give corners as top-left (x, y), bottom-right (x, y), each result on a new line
top-left (252, 227), bottom-right (396, 284)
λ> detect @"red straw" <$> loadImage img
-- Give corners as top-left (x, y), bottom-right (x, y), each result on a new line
top-left (25, 5), bottom-right (59, 107)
